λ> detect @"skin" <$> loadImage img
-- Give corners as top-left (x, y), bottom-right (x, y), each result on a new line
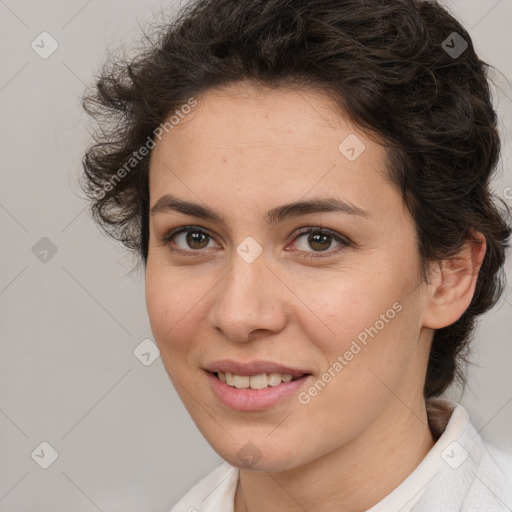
top-left (145, 81), bottom-right (486, 512)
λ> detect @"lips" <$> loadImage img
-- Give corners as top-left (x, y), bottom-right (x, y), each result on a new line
top-left (206, 370), bottom-right (312, 411)
top-left (203, 359), bottom-right (311, 378)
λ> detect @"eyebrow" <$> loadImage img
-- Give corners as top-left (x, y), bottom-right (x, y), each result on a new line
top-left (150, 194), bottom-right (370, 226)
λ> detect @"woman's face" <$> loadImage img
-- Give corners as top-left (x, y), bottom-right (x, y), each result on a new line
top-left (145, 82), bottom-right (432, 472)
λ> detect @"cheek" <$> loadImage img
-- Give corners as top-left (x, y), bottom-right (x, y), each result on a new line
top-left (298, 268), bottom-right (417, 396)
top-left (287, 308), bottom-right (416, 458)
top-left (145, 267), bottom-right (196, 358)
top-left (298, 271), bottom-right (402, 348)
top-left (145, 271), bottom-right (169, 339)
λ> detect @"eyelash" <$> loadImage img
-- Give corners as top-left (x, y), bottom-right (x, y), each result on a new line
top-left (160, 225), bottom-right (351, 259)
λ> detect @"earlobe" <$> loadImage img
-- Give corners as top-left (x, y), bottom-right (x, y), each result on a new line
top-left (422, 231), bottom-right (487, 329)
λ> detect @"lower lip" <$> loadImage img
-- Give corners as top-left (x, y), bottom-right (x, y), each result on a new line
top-left (206, 371), bottom-right (312, 411)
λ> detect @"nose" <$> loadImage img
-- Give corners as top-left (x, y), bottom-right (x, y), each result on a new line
top-left (207, 250), bottom-right (288, 343)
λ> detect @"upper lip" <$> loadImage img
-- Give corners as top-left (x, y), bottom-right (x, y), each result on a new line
top-left (204, 359), bottom-right (311, 377)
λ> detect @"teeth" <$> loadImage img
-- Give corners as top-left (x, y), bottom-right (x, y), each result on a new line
top-left (217, 372), bottom-right (299, 389)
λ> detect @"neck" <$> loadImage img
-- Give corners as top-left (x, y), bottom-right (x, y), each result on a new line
top-left (234, 397), bottom-right (435, 512)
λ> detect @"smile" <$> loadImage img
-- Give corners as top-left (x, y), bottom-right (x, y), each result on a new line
top-left (217, 371), bottom-right (303, 389)
top-left (206, 370), bottom-right (312, 411)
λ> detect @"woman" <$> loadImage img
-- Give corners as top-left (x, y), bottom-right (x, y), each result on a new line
top-left (81, 0), bottom-right (512, 510)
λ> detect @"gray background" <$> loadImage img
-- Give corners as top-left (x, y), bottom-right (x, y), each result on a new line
top-left (0, 0), bottom-right (511, 510)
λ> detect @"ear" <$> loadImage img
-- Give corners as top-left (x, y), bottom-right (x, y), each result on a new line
top-left (422, 230), bottom-right (486, 329)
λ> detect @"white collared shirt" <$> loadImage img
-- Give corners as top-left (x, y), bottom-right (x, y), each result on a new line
top-left (170, 398), bottom-right (512, 511)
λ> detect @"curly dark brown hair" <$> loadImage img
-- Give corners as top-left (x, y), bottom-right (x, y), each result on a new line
top-left (81, 0), bottom-right (510, 399)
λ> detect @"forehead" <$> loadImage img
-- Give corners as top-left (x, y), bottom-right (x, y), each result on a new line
top-left (148, 83), bottom-right (397, 218)
top-left (153, 82), bottom-right (366, 152)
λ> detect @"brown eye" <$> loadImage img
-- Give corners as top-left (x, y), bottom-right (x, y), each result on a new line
top-left (163, 227), bottom-right (217, 251)
top-left (183, 230), bottom-right (210, 250)
top-left (292, 228), bottom-right (349, 257)
top-left (307, 231), bottom-right (333, 251)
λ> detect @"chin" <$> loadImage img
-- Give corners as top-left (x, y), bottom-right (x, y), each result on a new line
top-left (214, 442), bottom-right (305, 473)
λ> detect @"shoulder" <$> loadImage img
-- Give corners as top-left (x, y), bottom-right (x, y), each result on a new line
top-left (466, 441), bottom-right (512, 509)
top-left (454, 402), bottom-right (512, 510)
top-left (169, 461), bottom-right (239, 512)
top-left (414, 399), bottom-right (512, 511)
